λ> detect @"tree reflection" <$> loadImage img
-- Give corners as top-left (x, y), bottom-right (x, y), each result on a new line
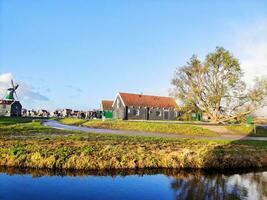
top-left (0, 167), bottom-right (266, 200)
top-left (169, 171), bottom-right (267, 200)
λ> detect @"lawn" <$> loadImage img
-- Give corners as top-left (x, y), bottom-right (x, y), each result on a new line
top-left (59, 118), bottom-right (87, 126)
top-left (0, 117), bottom-right (72, 136)
top-left (58, 119), bottom-right (219, 137)
top-left (0, 117), bottom-right (33, 125)
top-left (1, 117), bottom-right (267, 170)
top-left (226, 125), bottom-right (267, 137)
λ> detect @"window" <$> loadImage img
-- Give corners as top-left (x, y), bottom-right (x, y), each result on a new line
top-left (116, 99), bottom-right (121, 108)
top-left (128, 108), bottom-right (131, 113)
top-left (156, 110), bottom-right (161, 117)
top-left (175, 111), bottom-right (180, 118)
top-left (133, 109), bottom-right (140, 116)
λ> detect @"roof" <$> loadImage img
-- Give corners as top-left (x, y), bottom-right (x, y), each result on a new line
top-left (0, 100), bottom-right (14, 105)
top-left (101, 100), bottom-right (113, 110)
top-left (118, 92), bottom-right (178, 108)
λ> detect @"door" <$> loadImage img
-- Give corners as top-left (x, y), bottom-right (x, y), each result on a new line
top-left (164, 111), bottom-right (169, 120)
top-left (146, 107), bottom-right (150, 120)
top-left (124, 106), bottom-right (128, 120)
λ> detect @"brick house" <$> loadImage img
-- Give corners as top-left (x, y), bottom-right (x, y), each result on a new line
top-left (112, 92), bottom-right (178, 120)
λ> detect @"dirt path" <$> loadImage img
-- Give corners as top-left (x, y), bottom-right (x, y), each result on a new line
top-left (43, 120), bottom-right (267, 141)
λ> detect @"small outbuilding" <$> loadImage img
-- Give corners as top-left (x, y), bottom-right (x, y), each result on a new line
top-left (100, 100), bottom-right (113, 119)
top-left (112, 92), bottom-right (178, 120)
top-left (0, 100), bottom-right (22, 117)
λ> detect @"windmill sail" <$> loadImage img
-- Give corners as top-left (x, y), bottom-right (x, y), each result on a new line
top-left (3, 80), bottom-right (19, 101)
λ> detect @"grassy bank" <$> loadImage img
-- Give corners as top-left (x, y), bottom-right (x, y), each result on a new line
top-left (0, 117), bottom-right (33, 125)
top-left (1, 117), bottom-right (267, 170)
top-left (0, 117), bottom-right (71, 136)
top-left (1, 133), bottom-right (267, 170)
top-left (59, 118), bottom-right (267, 137)
top-left (58, 118), bottom-right (218, 137)
top-left (59, 118), bottom-right (87, 126)
top-left (227, 125), bottom-right (267, 137)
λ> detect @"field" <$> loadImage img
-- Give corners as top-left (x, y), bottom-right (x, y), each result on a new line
top-left (59, 118), bottom-right (267, 137)
top-left (226, 125), bottom-right (267, 137)
top-left (59, 118), bottom-right (218, 136)
top-left (0, 117), bottom-right (71, 136)
top-left (0, 117), bottom-right (267, 170)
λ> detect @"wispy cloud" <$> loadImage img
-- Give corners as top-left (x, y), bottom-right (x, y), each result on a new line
top-left (231, 19), bottom-right (267, 117)
top-left (0, 72), bottom-right (49, 101)
top-left (232, 19), bottom-right (267, 84)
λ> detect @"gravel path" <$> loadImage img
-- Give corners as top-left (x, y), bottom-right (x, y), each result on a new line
top-left (43, 120), bottom-right (267, 141)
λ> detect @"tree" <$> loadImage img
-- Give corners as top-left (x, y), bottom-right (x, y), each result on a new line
top-left (171, 47), bottom-right (267, 123)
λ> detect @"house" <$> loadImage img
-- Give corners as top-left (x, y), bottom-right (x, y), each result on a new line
top-left (62, 109), bottom-right (72, 118)
top-left (112, 92), bottom-right (179, 120)
top-left (100, 100), bottom-right (113, 119)
top-left (37, 110), bottom-right (50, 118)
top-left (0, 100), bottom-right (22, 117)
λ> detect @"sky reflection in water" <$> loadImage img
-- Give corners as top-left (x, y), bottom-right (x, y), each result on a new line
top-left (0, 168), bottom-right (266, 200)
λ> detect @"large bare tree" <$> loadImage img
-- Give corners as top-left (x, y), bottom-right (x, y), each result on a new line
top-left (171, 47), bottom-right (267, 123)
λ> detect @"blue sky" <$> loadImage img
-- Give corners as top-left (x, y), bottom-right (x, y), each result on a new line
top-left (0, 0), bottom-right (267, 110)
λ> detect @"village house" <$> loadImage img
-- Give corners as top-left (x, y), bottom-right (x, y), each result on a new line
top-left (0, 100), bottom-right (22, 117)
top-left (100, 100), bottom-right (113, 119)
top-left (62, 109), bottom-right (72, 118)
top-left (112, 92), bottom-right (179, 120)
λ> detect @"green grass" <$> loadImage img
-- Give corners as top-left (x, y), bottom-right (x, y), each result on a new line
top-left (0, 117), bottom-right (73, 136)
top-left (0, 132), bottom-right (266, 170)
top-left (227, 125), bottom-right (267, 136)
top-left (58, 118), bottom-right (87, 126)
top-left (81, 120), bottom-right (218, 137)
top-left (227, 125), bottom-right (254, 134)
top-left (0, 117), bottom-right (33, 125)
top-left (1, 117), bottom-right (267, 170)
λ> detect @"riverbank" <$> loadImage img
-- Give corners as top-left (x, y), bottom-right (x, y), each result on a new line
top-left (1, 117), bottom-right (267, 170)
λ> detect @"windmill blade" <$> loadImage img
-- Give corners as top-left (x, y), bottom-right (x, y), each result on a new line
top-left (11, 79), bottom-right (15, 89)
top-left (14, 90), bottom-right (19, 101)
top-left (14, 84), bottom-right (19, 90)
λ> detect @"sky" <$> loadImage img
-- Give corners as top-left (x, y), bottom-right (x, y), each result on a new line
top-left (0, 0), bottom-right (267, 111)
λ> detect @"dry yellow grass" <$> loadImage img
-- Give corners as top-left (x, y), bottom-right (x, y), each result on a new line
top-left (1, 117), bottom-right (267, 170)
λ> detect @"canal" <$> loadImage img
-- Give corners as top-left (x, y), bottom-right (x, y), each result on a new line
top-left (0, 168), bottom-right (266, 200)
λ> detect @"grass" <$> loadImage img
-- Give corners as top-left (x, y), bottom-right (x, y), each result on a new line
top-left (80, 120), bottom-right (218, 137)
top-left (1, 117), bottom-right (267, 170)
top-left (0, 133), bottom-right (267, 170)
top-left (227, 125), bottom-right (254, 135)
top-left (0, 117), bottom-right (73, 136)
top-left (59, 118), bottom-right (87, 126)
top-left (227, 125), bottom-right (267, 137)
top-left (0, 117), bottom-right (33, 125)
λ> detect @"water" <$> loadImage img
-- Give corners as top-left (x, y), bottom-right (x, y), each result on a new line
top-left (0, 168), bottom-right (266, 200)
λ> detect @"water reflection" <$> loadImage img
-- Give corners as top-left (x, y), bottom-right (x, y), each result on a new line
top-left (0, 167), bottom-right (266, 200)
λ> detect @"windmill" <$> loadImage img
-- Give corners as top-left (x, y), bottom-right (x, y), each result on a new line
top-left (4, 80), bottom-right (19, 101)
top-left (0, 79), bottom-right (22, 117)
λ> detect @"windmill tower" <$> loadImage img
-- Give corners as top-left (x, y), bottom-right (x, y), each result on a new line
top-left (0, 80), bottom-right (22, 117)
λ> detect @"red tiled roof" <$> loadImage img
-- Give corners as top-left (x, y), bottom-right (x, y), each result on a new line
top-left (101, 100), bottom-right (113, 110)
top-left (0, 100), bottom-right (14, 105)
top-left (118, 93), bottom-right (178, 108)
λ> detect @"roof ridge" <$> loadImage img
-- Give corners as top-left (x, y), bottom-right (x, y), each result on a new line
top-left (118, 92), bottom-right (178, 108)
top-left (118, 92), bottom-right (174, 99)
